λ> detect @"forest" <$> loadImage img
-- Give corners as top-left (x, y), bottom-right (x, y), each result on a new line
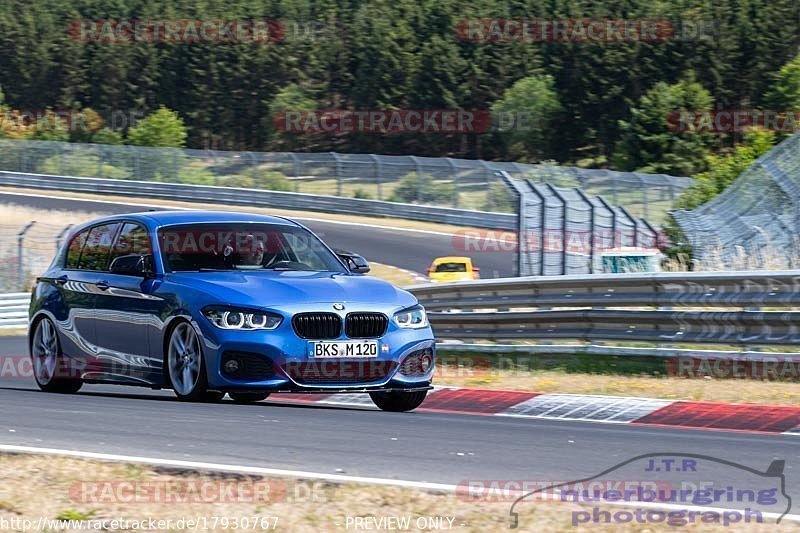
top-left (0, 0), bottom-right (797, 193)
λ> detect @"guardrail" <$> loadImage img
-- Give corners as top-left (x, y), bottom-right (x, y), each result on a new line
top-left (0, 293), bottom-right (29, 329)
top-left (407, 271), bottom-right (800, 347)
top-left (0, 171), bottom-right (517, 230)
top-left (8, 271), bottom-right (800, 352)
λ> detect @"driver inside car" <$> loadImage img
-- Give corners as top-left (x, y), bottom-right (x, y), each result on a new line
top-left (231, 234), bottom-right (265, 269)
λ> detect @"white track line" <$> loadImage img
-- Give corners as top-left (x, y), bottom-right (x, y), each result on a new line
top-left (0, 444), bottom-right (456, 492)
top-left (1, 444), bottom-right (797, 523)
top-left (0, 190), bottom-right (191, 211)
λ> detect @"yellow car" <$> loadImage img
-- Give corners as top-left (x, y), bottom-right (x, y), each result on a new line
top-left (427, 256), bottom-right (480, 283)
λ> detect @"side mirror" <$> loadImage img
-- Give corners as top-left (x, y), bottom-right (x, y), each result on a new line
top-left (335, 250), bottom-right (371, 274)
top-left (110, 254), bottom-right (152, 277)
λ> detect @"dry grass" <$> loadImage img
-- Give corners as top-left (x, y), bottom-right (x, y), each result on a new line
top-left (368, 263), bottom-right (425, 287)
top-left (0, 454), bottom-right (790, 532)
top-left (435, 368), bottom-right (800, 405)
top-left (0, 203), bottom-right (108, 228)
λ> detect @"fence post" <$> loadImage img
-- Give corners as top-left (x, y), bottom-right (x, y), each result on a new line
top-left (596, 195), bottom-right (617, 248)
top-left (619, 205), bottom-right (638, 247)
top-left (638, 175), bottom-right (648, 220)
top-left (480, 160), bottom-right (493, 210)
top-left (576, 188), bottom-right (595, 274)
top-left (369, 154), bottom-right (383, 201)
top-left (409, 156), bottom-right (423, 203)
top-left (55, 224), bottom-right (73, 249)
top-left (546, 184), bottom-right (568, 275)
top-left (17, 221), bottom-right (36, 290)
top-left (58, 144), bottom-right (65, 175)
top-left (133, 145), bottom-right (141, 180)
top-left (330, 152), bottom-right (342, 196)
top-left (446, 158), bottom-right (458, 208)
top-left (527, 183), bottom-right (548, 276)
top-left (97, 144), bottom-right (105, 178)
top-left (289, 153), bottom-right (301, 192)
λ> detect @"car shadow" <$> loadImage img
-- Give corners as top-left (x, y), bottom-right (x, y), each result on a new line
top-left (0, 385), bottom-right (377, 412)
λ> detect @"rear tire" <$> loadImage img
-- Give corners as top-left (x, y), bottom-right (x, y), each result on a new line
top-left (369, 390), bottom-right (427, 412)
top-left (229, 392), bottom-right (270, 404)
top-left (30, 317), bottom-right (83, 394)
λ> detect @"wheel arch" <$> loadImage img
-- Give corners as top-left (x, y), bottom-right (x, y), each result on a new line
top-left (28, 311), bottom-right (57, 356)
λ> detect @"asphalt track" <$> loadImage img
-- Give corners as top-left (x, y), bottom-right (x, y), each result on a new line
top-left (3, 192), bottom-right (800, 521)
top-left (0, 191), bottom-right (515, 278)
top-left (1, 335), bottom-right (799, 521)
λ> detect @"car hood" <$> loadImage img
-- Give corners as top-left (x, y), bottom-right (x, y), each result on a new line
top-left (165, 270), bottom-right (418, 309)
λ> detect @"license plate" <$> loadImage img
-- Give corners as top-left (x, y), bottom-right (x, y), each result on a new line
top-left (310, 341), bottom-right (379, 358)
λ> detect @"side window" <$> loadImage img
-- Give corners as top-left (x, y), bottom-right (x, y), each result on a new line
top-left (108, 223), bottom-right (151, 267)
top-left (283, 232), bottom-right (330, 271)
top-left (78, 223), bottom-right (119, 272)
top-left (65, 229), bottom-right (90, 269)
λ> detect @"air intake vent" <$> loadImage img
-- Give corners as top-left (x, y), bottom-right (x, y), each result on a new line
top-left (221, 351), bottom-right (274, 380)
top-left (292, 313), bottom-right (342, 339)
top-left (345, 312), bottom-right (389, 338)
top-left (283, 361), bottom-right (398, 385)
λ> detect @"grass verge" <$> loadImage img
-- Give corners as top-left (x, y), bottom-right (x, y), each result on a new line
top-left (0, 454), bottom-right (788, 532)
top-left (434, 349), bottom-right (800, 406)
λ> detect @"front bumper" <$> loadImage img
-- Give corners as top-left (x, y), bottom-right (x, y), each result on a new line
top-left (196, 317), bottom-right (435, 392)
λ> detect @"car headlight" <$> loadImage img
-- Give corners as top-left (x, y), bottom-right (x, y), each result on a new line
top-left (393, 305), bottom-right (428, 329)
top-left (202, 306), bottom-right (282, 330)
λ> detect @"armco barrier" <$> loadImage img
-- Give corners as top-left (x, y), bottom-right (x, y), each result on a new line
top-left (8, 271), bottom-right (800, 352)
top-left (0, 293), bottom-right (29, 329)
top-left (0, 171), bottom-right (517, 230)
top-left (407, 271), bottom-right (800, 346)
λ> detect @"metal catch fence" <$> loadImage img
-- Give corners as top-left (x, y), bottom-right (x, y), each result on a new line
top-left (0, 139), bottom-right (690, 225)
top-left (672, 133), bottom-right (800, 269)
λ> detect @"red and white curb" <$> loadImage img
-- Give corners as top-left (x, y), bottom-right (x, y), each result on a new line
top-left (270, 387), bottom-right (800, 436)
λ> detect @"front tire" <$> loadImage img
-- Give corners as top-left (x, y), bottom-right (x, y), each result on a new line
top-left (167, 321), bottom-right (213, 402)
top-left (229, 392), bottom-right (270, 404)
top-left (30, 317), bottom-right (83, 394)
top-left (369, 390), bottom-right (427, 412)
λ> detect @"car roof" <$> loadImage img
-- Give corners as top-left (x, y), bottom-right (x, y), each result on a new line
top-left (89, 210), bottom-right (300, 228)
top-left (432, 256), bottom-right (472, 263)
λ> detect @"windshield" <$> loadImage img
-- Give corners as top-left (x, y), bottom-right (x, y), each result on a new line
top-left (157, 223), bottom-right (347, 273)
top-left (435, 262), bottom-right (468, 273)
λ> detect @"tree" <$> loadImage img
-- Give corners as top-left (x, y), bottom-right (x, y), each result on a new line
top-left (127, 106), bottom-right (187, 148)
top-left (90, 128), bottom-right (123, 145)
top-left (490, 74), bottom-right (561, 161)
top-left (765, 55), bottom-right (800, 110)
top-left (266, 83), bottom-right (317, 150)
top-left (674, 130), bottom-right (776, 210)
top-left (612, 74), bottom-right (716, 176)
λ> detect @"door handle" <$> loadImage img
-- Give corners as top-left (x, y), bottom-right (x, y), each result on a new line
top-left (95, 281), bottom-right (110, 291)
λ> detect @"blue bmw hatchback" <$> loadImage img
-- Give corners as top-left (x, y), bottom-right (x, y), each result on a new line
top-left (29, 211), bottom-right (435, 411)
